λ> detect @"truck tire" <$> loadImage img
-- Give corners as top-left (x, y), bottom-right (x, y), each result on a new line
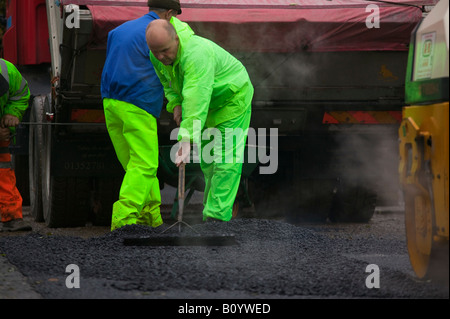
top-left (249, 176), bottom-right (333, 222)
top-left (40, 96), bottom-right (89, 227)
top-left (330, 184), bottom-right (377, 223)
top-left (287, 179), bottom-right (335, 223)
top-left (28, 95), bottom-right (45, 222)
top-left (248, 176), bottom-right (287, 219)
top-left (43, 176), bottom-right (90, 228)
top-left (89, 177), bottom-right (121, 226)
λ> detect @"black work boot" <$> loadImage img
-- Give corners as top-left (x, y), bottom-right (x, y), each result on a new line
top-left (2, 219), bottom-right (32, 232)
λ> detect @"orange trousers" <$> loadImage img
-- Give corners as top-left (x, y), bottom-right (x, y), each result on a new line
top-left (0, 140), bottom-right (23, 222)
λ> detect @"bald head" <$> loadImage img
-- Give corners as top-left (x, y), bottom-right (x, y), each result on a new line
top-left (146, 19), bottom-right (179, 65)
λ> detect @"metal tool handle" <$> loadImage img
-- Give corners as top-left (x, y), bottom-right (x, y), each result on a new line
top-left (178, 163), bottom-right (186, 224)
top-left (161, 162), bottom-right (199, 235)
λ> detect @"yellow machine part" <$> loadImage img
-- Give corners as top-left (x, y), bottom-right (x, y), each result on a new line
top-left (399, 102), bottom-right (449, 279)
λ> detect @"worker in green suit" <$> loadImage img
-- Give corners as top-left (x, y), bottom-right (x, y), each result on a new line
top-left (146, 18), bottom-right (253, 222)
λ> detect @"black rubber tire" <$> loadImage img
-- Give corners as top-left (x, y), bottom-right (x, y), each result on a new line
top-left (43, 176), bottom-right (90, 228)
top-left (28, 95), bottom-right (45, 222)
top-left (89, 177), bottom-right (122, 226)
top-left (330, 185), bottom-right (377, 223)
top-left (40, 95), bottom-right (90, 227)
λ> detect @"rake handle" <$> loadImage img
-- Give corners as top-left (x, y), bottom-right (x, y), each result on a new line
top-left (178, 163), bottom-right (186, 224)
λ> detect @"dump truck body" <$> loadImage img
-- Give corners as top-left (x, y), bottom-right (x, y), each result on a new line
top-left (1, 0), bottom-right (438, 227)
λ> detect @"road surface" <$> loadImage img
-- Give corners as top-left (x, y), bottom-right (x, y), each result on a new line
top-left (0, 203), bottom-right (448, 301)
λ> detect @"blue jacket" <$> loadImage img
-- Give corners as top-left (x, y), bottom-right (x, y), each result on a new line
top-left (101, 12), bottom-right (163, 118)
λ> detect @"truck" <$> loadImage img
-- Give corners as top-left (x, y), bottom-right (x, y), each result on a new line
top-left (398, 0), bottom-right (448, 280)
top-left (1, 0), bottom-right (438, 227)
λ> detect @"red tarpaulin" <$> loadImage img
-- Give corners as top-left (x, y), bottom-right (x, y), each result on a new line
top-left (79, 0), bottom-right (437, 52)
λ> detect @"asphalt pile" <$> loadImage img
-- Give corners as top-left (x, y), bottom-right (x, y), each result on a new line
top-left (0, 218), bottom-right (448, 298)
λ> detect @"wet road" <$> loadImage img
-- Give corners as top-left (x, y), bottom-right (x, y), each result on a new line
top-left (0, 204), bottom-right (448, 302)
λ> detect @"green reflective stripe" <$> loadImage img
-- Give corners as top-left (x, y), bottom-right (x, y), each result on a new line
top-left (0, 59), bottom-right (10, 85)
top-left (9, 92), bottom-right (27, 101)
top-left (9, 78), bottom-right (28, 101)
top-left (0, 161), bottom-right (12, 168)
top-left (18, 77), bottom-right (27, 94)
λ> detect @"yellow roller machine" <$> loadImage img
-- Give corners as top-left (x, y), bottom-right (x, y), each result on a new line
top-left (399, 0), bottom-right (449, 280)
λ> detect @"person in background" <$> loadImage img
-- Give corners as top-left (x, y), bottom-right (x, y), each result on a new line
top-left (0, 58), bottom-right (31, 232)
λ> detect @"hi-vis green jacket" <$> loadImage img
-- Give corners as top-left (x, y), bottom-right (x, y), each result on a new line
top-left (150, 18), bottom-right (253, 142)
top-left (0, 59), bottom-right (30, 121)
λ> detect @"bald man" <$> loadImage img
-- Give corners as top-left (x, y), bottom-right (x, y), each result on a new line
top-left (146, 19), bottom-right (254, 222)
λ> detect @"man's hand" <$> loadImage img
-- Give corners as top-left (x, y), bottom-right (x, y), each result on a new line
top-left (0, 128), bottom-right (11, 141)
top-left (173, 105), bottom-right (182, 126)
top-left (175, 141), bottom-right (190, 167)
top-left (1, 114), bottom-right (20, 128)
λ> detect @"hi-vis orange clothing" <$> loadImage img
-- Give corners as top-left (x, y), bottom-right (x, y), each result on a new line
top-left (0, 59), bottom-right (30, 222)
top-left (0, 140), bottom-right (23, 222)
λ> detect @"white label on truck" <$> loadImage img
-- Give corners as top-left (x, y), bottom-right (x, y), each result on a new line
top-left (414, 32), bottom-right (436, 80)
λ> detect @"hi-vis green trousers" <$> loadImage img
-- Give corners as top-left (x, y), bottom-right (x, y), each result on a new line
top-left (201, 106), bottom-right (252, 222)
top-left (103, 98), bottom-right (163, 231)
